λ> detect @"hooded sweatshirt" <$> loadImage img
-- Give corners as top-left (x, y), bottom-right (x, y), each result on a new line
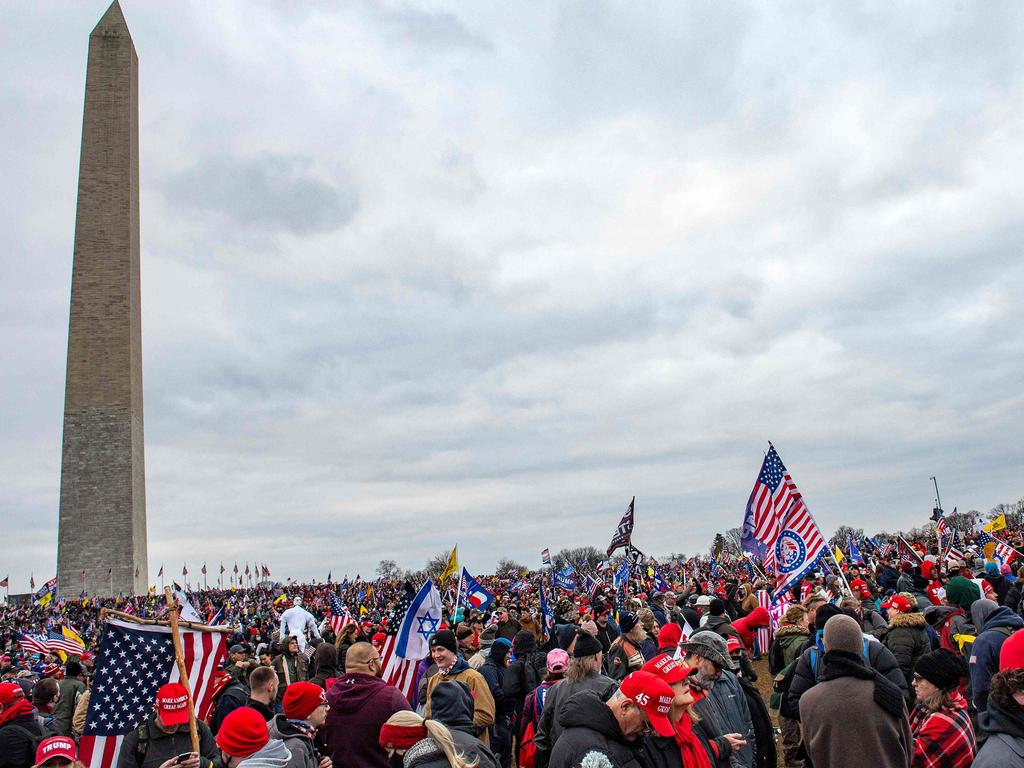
top-left (322, 672), bottom-right (411, 768)
top-left (548, 690), bottom-right (645, 768)
top-left (267, 716), bottom-right (318, 768)
top-left (238, 738), bottom-right (293, 768)
top-left (974, 697), bottom-right (1024, 768)
top-left (427, 682), bottom-right (499, 768)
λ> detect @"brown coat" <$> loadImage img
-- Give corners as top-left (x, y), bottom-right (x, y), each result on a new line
top-left (800, 675), bottom-right (912, 768)
top-left (424, 666), bottom-right (495, 745)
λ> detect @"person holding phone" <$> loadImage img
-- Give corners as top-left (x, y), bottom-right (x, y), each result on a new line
top-left (116, 683), bottom-right (217, 768)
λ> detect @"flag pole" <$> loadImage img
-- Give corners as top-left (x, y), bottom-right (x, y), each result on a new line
top-left (164, 586), bottom-right (201, 755)
top-left (454, 567), bottom-right (464, 620)
top-left (930, 476), bottom-right (945, 563)
top-left (897, 535), bottom-right (925, 562)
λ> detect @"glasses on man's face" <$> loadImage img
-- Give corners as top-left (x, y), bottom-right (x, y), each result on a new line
top-left (912, 674), bottom-right (923, 683)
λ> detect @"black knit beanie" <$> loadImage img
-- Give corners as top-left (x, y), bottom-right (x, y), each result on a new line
top-left (429, 630), bottom-right (458, 655)
top-left (572, 630), bottom-right (603, 658)
top-left (814, 603), bottom-right (843, 632)
top-left (915, 649), bottom-right (967, 691)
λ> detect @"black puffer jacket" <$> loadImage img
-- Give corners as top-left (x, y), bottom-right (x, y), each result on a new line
top-left (881, 611), bottom-right (929, 692)
top-left (505, 630), bottom-right (548, 716)
top-left (781, 637), bottom-right (910, 720)
top-left (738, 673), bottom-right (776, 768)
top-left (0, 712), bottom-right (42, 768)
top-left (548, 690), bottom-right (645, 768)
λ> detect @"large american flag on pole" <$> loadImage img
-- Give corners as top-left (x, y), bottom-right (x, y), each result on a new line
top-left (379, 588), bottom-right (420, 705)
top-left (80, 619), bottom-right (227, 768)
top-left (741, 445), bottom-right (827, 600)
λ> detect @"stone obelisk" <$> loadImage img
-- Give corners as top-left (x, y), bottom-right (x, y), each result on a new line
top-left (57, 1), bottom-right (147, 597)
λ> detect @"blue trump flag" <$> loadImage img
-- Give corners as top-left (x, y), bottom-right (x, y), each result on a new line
top-left (613, 560), bottom-right (630, 590)
top-left (395, 580), bottom-right (442, 660)
top-left (539, 588), bottom-right (555, 640)
top-left (553, 566), bottom-right (576, 592)
top-left (848, 538), bottom-right (865, 565)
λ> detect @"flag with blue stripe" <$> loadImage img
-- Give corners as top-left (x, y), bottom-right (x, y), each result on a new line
top-left (395, 580), bottom-right (442, 660)
top-left (459, 567), bottom-right (494, 611)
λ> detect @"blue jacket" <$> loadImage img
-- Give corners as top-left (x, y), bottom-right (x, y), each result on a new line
top-left (971, 607), bottom-right (1023, 712)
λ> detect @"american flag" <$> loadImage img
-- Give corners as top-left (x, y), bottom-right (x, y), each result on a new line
top-left (742, 445), bottom-right (827, 597)
top-left (979, 529), bottom-right (1018, 565)
top-left (944, 529), bottom-right (966, 564)
top-left (79, 619), bottom-right (227, 768)
top-left (878, 540), bottom-right (896, 560)
top-left (379, 588), bottom-right (422, 705)
top-left (16, 632), bottom-right (50, 656)
top-left (47, 629), bottom-right (85, 656)
top-left (328, 592), bottom-right (352, 638)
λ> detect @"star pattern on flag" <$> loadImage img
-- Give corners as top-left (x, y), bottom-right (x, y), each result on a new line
top-left (415, 612), bottom-right (439, 640)
top-left (84, 623), bottom-right (177, 736)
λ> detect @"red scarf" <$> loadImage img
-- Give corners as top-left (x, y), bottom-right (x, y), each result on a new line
top-left (0, 699), bottom-right (34, 728)
top-left (674, 713), bottom-right (712, 768)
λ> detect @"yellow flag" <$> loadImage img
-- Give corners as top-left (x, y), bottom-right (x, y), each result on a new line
top-left (63, 626), bottom-right (86, 654)
top-left (834, 545), bottom-right (845, 564)
top-left (273, 593), bottom-right (288, 606)
top-left (440, 545), bottom-right (459, 582)
top-left (984, 514), bottom-right (1007, 532)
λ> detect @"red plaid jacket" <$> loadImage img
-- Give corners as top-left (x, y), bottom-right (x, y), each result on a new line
top-left (909, 692), bottom-right (976, 768)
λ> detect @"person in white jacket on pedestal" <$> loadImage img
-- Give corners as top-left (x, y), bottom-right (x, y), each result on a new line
top-left (279, 596), bottom-right (321, 653)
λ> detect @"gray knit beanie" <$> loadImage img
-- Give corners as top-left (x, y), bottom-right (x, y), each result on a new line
top-left (823, 614), bottom-right (863, 655)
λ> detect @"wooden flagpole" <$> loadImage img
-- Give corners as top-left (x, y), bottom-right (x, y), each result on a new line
top-left (164, 586), bottom-right (200, 755)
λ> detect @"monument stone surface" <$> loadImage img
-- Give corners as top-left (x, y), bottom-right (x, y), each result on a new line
top-left (57, 1), bottom-right (148, 597)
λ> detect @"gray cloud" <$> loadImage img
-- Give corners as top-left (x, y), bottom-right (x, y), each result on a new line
top-left (163, 154), bottom-right (359, 236)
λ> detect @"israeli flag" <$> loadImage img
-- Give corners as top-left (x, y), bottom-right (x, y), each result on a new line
top-left (396, 580), bottom-right (442, 660)
top-left (460, 567), bottom-right (494, 610)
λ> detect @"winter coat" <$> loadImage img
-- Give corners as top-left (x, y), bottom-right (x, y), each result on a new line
top-left (970, 607), bottom-right (1024, 712)
top-left (883, 612), bottom-right (930, 692)
top-left (908, 693), bottom-right (976, 768)
top-left (695, 670), bottom-right (754, 768)
top-left (273, 649), bottom-right (308, 695)
top-left (738, 672), bottom-right (776, 768)
top-left (975, 697), bottom-right (1024, 768)
top-left (427, 681), bottom-right (499, 768)
top-left (799, 652), bottom-right (912, 768)
top-left (878, 566), bottom-right (901, 593)
top-left (607, 636), bottom-right (646, 682)
top-left (781, 634), bottom-right (910, 720)
top-left (535, 671), bottom-right (618, 768)
top-left (116, 715), bottom-right (218, 768)
top-left (480, 656), bottom-right (512, 716)
top-left (505, 632), bottom-right (548, 718)
top-left (0, 712), bottom-right (42, 768)
top-left (308, 643), bottom-right (338, 690)
top-left (52, 677), bottom-right (86, 736)
top-left (267, 715), bottom-right (319, 768)
top-left (424, 659), bottom-right (495, 745)
top-left (768, 625), bottom-right (810, 675)
top-left (494, 619), bottom-right (522, 642)
top-left (548, 690), bottom-right (645, 768)
top-left (595, 623), bottom-right (620, 658)
top-left (732, 607), bottom-right (770, 652)
top-left (210, 680), bottom-right (251, 734)
top-left (862, 608), bottom-right (890, 639)
top-left (322, 672), bottom-right (411, 768)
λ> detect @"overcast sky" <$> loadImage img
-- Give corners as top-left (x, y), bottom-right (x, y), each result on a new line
top-left (2, 1), bottom-right (1022, 591)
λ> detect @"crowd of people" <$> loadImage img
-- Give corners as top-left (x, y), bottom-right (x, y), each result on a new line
top-left (4, 524), bottom-right (1024, 767)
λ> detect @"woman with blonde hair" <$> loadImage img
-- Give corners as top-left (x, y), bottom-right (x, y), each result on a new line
top-left (379, 710), bottom-right (481, 768)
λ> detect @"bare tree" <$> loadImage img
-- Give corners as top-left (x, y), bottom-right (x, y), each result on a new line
top-left (496, 558), bottom-right (526, 575)
top-left (832, 525), bottom-right (864, 545)
top-left (425, 551), bottom-right (452, 580)
top-left (553, 546), bottom-right (604, 571)
top-left (723, 528), bottom-right (743, 555)
top-left (376, 559), bottom-right (401, 581)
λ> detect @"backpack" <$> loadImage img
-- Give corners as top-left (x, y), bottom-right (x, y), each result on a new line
top-left (808, 637), bottom-right (871, 681)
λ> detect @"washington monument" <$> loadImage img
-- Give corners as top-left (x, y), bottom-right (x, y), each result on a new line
top-left (57, 1), bottom-right (148, 597)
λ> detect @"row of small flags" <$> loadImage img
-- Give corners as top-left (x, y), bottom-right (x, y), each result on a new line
top-left (160, 562), bottom-right (271, 579)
